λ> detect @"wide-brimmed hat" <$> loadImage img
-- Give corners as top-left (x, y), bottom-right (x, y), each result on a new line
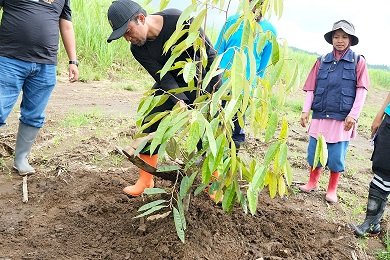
top-left (324, 20), bottom-right (359, 46)
top-left (107, 0), bottom-right (144, 43)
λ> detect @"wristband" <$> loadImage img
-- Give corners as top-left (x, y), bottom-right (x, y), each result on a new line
top-left (69, 60), bottom-right (79, 66)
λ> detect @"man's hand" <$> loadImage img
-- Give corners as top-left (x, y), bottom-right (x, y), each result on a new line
top-left (371, 116), bottom-right (382, 138)
top-left (344, 116), bottom-right (356, 131)
top-left (300, 112), bottom-right (310, 127)
top-left (69, 64), bottom-right (79, 82)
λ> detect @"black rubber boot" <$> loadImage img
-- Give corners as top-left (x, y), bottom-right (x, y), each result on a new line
top-left (353, 186), bottom-right (388, 237)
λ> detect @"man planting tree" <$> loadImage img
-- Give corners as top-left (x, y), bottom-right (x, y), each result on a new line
top-left (106, 0), bottom-right (221, 197)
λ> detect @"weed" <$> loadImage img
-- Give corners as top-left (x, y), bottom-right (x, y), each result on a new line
top-left (377, 231), bottom-right (390, 260)
top-left (60, 109), bottom-right (104, 128)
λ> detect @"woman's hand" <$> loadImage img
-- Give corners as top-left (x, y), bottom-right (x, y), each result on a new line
top-left (300, 112), bottom-right (310, 127)
top-left (344, 116), bottom-right (356, 131)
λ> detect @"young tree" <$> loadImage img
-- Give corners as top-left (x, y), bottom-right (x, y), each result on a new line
top-left (132, 0), bottom-right (299, 242)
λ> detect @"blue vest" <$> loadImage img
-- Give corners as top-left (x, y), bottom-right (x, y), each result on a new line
top-left (311, 49), bottom-right (358, 121)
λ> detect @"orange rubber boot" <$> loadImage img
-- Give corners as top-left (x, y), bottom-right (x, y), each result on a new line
top-left (325, 171), bottom-right (340, 203)
top-left (123, 154), bottom-right (158, 197)
top-left (299, 167), bottom-right (322, 192)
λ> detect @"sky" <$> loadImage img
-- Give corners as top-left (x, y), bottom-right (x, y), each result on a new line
top-left (147, 0), bottom-right (390, 66)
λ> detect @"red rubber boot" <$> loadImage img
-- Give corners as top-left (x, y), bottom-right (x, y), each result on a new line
top-left (325, 171), bottom-right (340, 203)
top-left (299, 167), bottom-right (322, 192)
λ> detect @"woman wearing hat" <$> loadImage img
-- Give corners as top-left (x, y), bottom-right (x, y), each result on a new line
top-left (298, 20), bottom-right (370, 203)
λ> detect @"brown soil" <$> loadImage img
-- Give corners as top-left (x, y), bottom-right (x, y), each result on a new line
top-left (0, 79), bottom-right (388, 260)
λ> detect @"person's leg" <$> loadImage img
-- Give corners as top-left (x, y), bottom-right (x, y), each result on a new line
top-left (353, 181), bottom-right (389, 237)
top-left (300, 136), bottom-right (323, 192)
top-left (14, 63), bottom-right (56, 175)
top-left (123, 89), bottom-right (174, 196)
top-left (354, 116), bottom-right (390, 236)
top-left (0, 56), bottom-right (28, 127)
top-left (325, 141), bottom-right (349, 203)
top-left (232, 116), bottom-right (245, 149)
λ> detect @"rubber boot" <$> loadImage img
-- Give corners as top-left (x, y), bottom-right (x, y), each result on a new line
top-left (123, 154), bottom-right (158, 197)
top-left (13, 122), bottom-right (40, 176)
top-left (299, 167), bottom-right (322, 192)
top-left (325, 171), bottom-right (340, 203)
top-left (353, 186), bottom-right (388, 237)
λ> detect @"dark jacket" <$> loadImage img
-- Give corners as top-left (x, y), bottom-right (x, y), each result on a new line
top-left (312, 49), bottom-right (357, 121)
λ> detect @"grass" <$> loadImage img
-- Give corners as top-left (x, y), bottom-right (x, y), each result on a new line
top-left (60, 109), bottom-right (105, 128)
top-left (377, 232), bottom-right (390, 260)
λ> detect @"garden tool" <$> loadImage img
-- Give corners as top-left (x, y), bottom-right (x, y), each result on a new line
top-left (299, 167), bottom-right (322, 192)
top-left (325, 171), bottom-right (340, 203)
top-left (353, 186), bottom-right (388, 237)
top-left (13, 122), bottom-right (40, 176)
top-left (123, 153), bottom-right (158, 197)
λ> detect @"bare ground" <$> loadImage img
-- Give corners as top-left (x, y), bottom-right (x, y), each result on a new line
top-left (0, 79), bottom-right (389, 260)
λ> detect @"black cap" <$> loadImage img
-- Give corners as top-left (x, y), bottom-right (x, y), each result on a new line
top-left (107, 0), bottom-right (143, 43)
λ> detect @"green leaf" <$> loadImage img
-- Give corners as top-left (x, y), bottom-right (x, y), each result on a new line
top-left (134, 205), bottom-right (167, 219)
top-left (143, 188), bottom-right (167, 195)
top-left (223, 17), bottom-right (242, 41)
top-left (278, 175), bottom-right (286, 197)
top-left (222, 182), bottom-right (236, 213)
top-left (284, 161), bottom-right (293, 186)
top-left (205, 123), bottom-right (217, 157)
top-left (179, 176), bottom-right (190, 199)
top-left (188, 8), bottom-right (206, 33)
top-left (249, 165), bottom-right (266, 190)
top-left (278, 142), bottom-right (288, 169)
top-left (159, 51), bottom-right (181, 80)
top-left (157, 165), bottom-right (181, 172)
top-left (286, 62), bottom-right (299, 92)
top-left (173, 207), bottom-right (185, 243)
top-left (159, 0), bottom-right (170, 11)
top-left (138, 199), bottom-right (168, 212)
top-left (231, 52), bottom-right (245, 100)
top-left (247, 187), bottom-right (258, 215)
top-left (163, 27), bottom-right (187, 54)
top-left (187, 120), bottom-right (202, 154)
top-left (177, 198), bottom-right (187, 230)
top-left (268, 173), bottom-right (277, 199)
top-left (278, 117), bottom-right (289, 140)
top-left (271, 34), bottom-right (280, 65)
top-left (183, 62), bottom-right (197, 83)
top-left (194, 183), bottom-right (209, 196)
top-left (202, 54), bottom-right (223, 91)
top-left (312, 135), bottom-right (321, 170)
top-left (139, 111), bottom-right (170, 132)
top-left (201, 156), bottom-right (212, 184)
top-left (319, 135), bottom-right (328, 167)
top-left (176, 4), bottom-right (197, 30)
top-left (150, 115), bottom-right (173, 154)
top-left (264, 141), bottom-right (280, 166)
top-left (265, 112), bottom-right (278, 142)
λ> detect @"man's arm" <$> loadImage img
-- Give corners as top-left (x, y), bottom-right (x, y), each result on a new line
top-left (59, 18), bottom-right (79, 82)
top-left (372, 92), bottom-right (390, 137)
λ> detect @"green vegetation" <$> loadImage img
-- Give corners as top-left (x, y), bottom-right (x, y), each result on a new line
top-left (58, 1), bottom-right (390, 90)
top-left (57, 1), bottom-right (145, 82)
top-left (377, 232), bottom-right (390, 260)
top-left (60, 109), bottom-right (105, 128)
top-left (52, 0), bottom-right (390, 252)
